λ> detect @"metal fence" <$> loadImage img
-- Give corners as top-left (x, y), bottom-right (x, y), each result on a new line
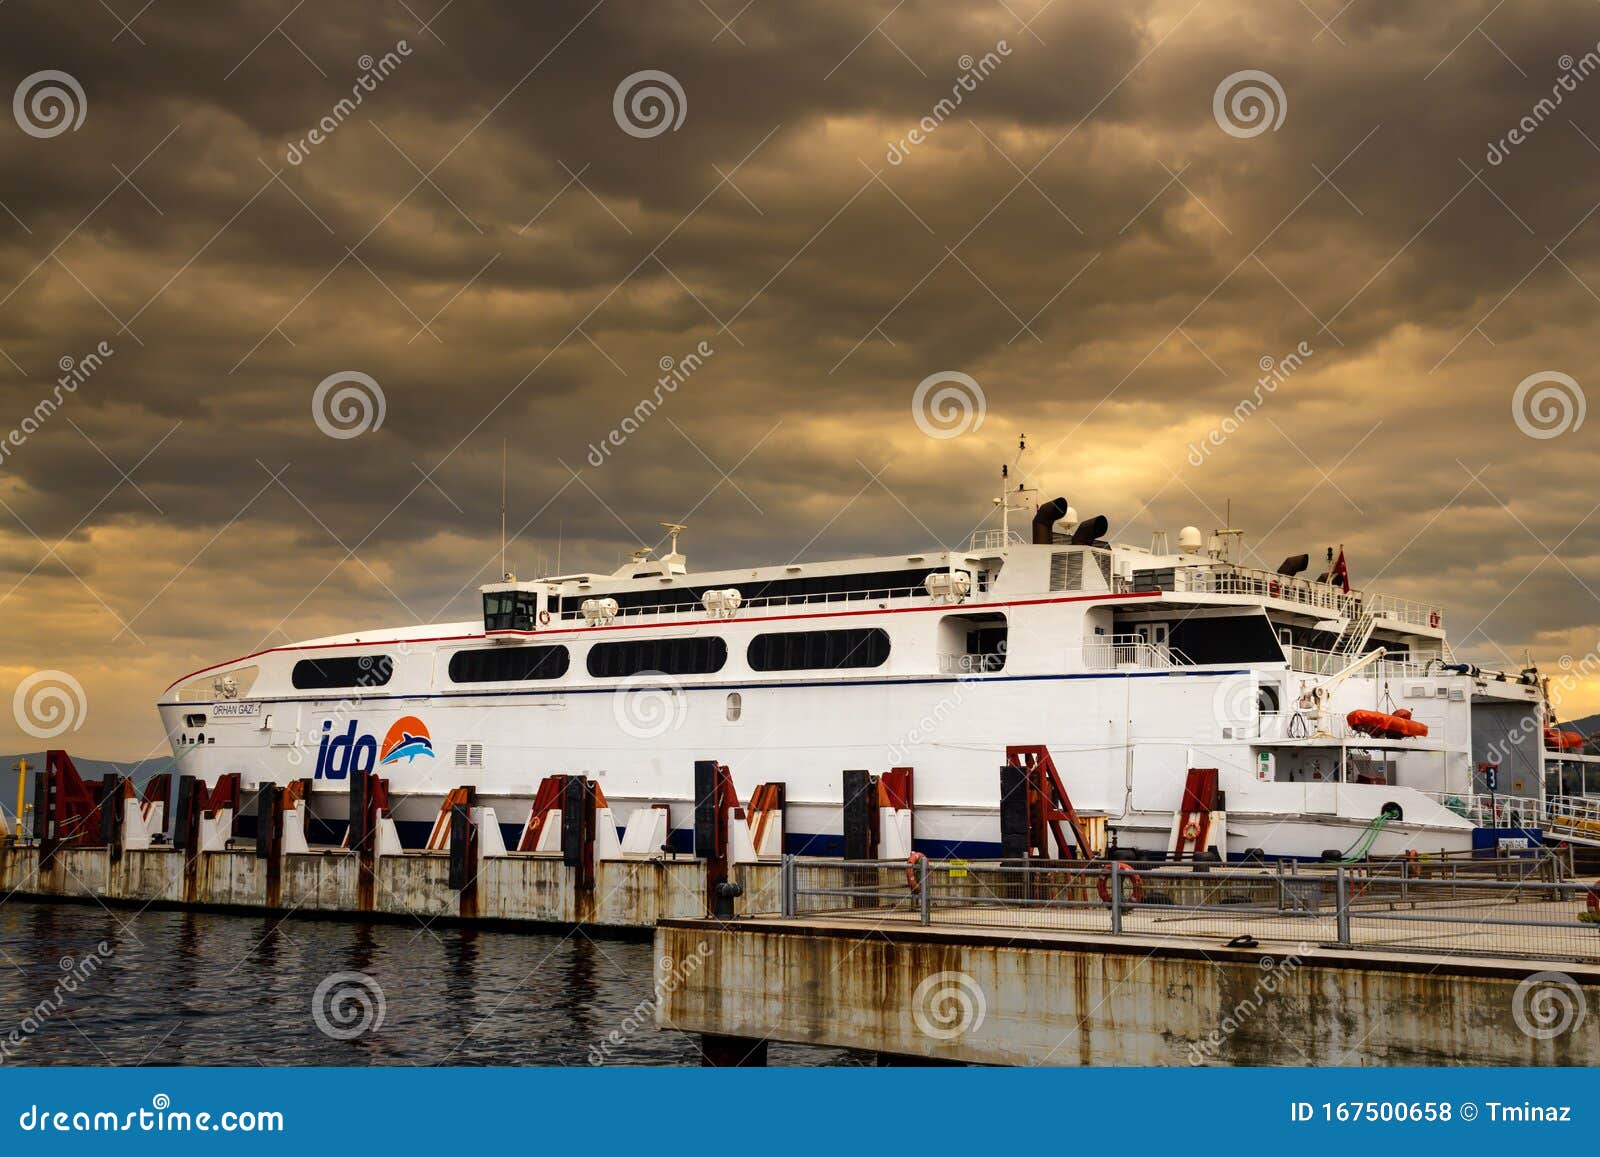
top-left (777, 853), bottom-right (1600, 964)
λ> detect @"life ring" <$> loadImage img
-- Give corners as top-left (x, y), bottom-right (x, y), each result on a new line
top-left (906, 851), bottom-right (927, 892)
top-left (1182, 821), bottom-right (1200, 840)
top-left (1268, 579), bottom-right (1281, 598)
top-left (1096, 862), bottom-right (1144, 905)
top-left (537, 610), bottom-right (551, 626)
top-left (1429, 611), bottom-right (1440, 629)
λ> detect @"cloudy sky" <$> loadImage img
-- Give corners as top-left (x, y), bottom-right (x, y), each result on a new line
top-left (1, 0), bottom-right (1597, 759)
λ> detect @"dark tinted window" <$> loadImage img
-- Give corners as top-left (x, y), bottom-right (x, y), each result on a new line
top-left (483, 591), bottom-right (539, 632)
top-left (291, 655), bottom-right (393, 690)
top-left (556, 568), bottom-right (927, 620)
top-left (586, 636), bottom-right (727, 678)
top-left (449, 645), bottom-right (569, 683)
top-left (748, 628), bottom-right (890, 672)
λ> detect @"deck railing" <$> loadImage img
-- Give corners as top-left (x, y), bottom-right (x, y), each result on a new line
top-left (1081, 634), bottom-right (1192, 670)
top-left (1170, 564), bottom-right (1444, 631)
top-left (1408, 790), bottom-right (1600, 842)
top-left (779, 855), bottom-right (1598, 963)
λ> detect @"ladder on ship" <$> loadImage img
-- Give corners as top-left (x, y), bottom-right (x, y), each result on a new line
top-left (1332, 609), bottom-right (1376, 658)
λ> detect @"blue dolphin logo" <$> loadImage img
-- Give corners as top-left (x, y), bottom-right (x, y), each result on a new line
top-left (380, 732), bottom-right (434, 764)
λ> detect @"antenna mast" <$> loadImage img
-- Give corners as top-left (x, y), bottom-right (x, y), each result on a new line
top-left (500, 439), bottom-right (511, 581)
top-left (995, 433), bottom-right (1035, 542)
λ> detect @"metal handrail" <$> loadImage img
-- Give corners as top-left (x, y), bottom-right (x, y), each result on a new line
top-left (968, 529), bottom-right (1027, 551)
top-left (1171, 564), bottom-right (1444, 629)
top-left (780, 855), bottom-right (1596, 960)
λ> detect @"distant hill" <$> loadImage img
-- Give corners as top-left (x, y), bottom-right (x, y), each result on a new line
top-left (1, 752), bottom-right (176, 823)
top-left (1564, 712), bottom-right (1600, 735)
top-left (1559, 713), bottom-right (1600, 751)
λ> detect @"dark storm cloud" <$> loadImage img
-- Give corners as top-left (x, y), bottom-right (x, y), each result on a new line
top-left (1, 0), bottom-right (1599, 755)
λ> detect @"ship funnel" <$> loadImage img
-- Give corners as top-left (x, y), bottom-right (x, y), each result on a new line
top-left (1032, 497), bottom-right (1068, 544)
top-left (1069, 514), bottom-right (1109, 546)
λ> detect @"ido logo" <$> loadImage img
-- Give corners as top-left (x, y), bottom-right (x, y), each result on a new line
top-left (315, 714), bottom-right (434, 780)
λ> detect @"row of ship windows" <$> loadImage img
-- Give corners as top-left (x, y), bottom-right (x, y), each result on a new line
top-left (288, 627), bottom-right (893, 689)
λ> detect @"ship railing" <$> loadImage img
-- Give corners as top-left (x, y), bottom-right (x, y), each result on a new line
top-left (1172, 564), bottom-right (1445, 630)
top-left (1173, 564), bottom-right (1358, 616)
top-left (1080, 635), bottom-right (1192, 670)
top-left (1366, 593), bottom-right (1444, 630)
top-left (1407, 789), bottom-right (1600, 838)
top-left (1289, 646), bottom-right (1435, 681)
top-left (559, 583), bottom-right (937, 623)
top-left (778, 854), bottom-right (1597, 963)
top-left (968, 528), bottom-right (1027, 551)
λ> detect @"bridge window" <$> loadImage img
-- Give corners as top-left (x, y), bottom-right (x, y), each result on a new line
top-left (290, 655), bottom-right (394, 690)
top-left (484, 590), bottom-right (539, 632)
top-left (449, 645), bottom-right (569, 683)
top-left (747, 628), bottom-right (890, 672)
top-left (586, 636), bottom-right (728, 678)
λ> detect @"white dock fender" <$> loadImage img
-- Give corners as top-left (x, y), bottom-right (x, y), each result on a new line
top-left (475, 806), bottom-right (508, 858)
top-left (374, 815), bottom-right (404, 859)
top-left (594, 806), bottom-right (625, 861)
top-left (282, 803), bottom-right (310, 855)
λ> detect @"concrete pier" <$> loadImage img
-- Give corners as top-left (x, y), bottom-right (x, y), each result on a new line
top-left (0, 843), bottom-right (780, 931)
top-left (654, 916), bottom-right (1600, 1066)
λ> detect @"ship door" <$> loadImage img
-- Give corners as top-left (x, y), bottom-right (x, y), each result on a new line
top-left (1136, 623), bottom-right (1171, 662)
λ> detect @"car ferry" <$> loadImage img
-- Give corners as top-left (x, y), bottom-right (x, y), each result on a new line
top-left (157, 470), bottom-right (1575, 860)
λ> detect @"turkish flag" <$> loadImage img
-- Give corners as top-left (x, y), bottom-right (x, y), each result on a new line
top-left (1330, 546), bottom-right (1351, 592)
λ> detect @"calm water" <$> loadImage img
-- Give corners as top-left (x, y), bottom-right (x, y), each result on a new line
top-left (0, 901), bottom-right (862, 1066)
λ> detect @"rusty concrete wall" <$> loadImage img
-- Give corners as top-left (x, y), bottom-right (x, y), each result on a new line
top-left (656, 922), bottom-right (1600, 1066)
top-left (2, 842), bottom-right (736, 932)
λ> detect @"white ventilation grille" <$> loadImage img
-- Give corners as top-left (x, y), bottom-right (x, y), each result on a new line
top-left (1050, 551), bottom-right (1082, 591)
top-left (454, 743), bottom-right (484, 768)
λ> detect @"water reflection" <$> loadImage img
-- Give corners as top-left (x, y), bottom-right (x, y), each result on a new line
top-left (0, 902), bottom-right (862, 1067)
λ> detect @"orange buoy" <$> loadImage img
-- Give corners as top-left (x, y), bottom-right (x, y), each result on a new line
top-left (905, 851), bottom-right (927, 892)
top-left (1346, 708), bottom-right (1429, 740)
top-left (1096, 862), bottom-right (1144, 905)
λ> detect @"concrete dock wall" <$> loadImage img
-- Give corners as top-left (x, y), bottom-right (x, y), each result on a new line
top-left (0, 844), bottom-right (781, 931)
top-left (655, 919), bottom-right (1600, 1066)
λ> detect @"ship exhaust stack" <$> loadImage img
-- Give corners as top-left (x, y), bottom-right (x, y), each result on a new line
top-left (1032, 497), bottom-right (1069, 544)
